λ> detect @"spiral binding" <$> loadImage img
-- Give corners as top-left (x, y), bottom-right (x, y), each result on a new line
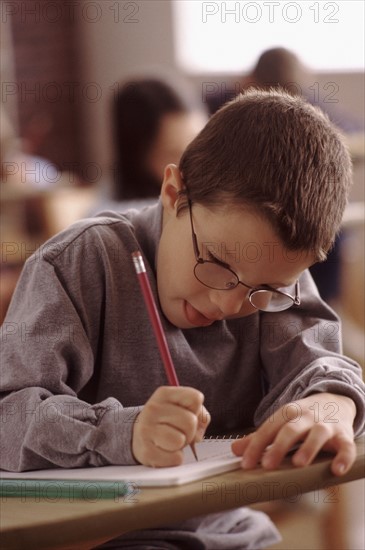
top-left (203, 434), bottom-right (244, 440)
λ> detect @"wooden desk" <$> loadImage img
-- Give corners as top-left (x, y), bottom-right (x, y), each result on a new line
top-left (1, 435), bottom-right (364, 550)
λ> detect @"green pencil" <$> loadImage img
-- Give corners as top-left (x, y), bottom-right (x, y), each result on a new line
top-left (0, 479), bottom-right (136, 500)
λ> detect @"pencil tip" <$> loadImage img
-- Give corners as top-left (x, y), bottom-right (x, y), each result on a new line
top-left (190, 443), bottom-right (199, 461)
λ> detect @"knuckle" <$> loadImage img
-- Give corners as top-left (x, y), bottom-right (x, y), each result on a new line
top-left (244, 435), bottom-right (265, 455)
top-left (146, 400), bottom-right (163, 417)
top-left (186, 387), bottom-right (205, 405)
top-left (182, 386), bottom-right (203, 398)
top-left (154, 386), bottom-right (171, 399)
top-left (313, 423), bottom-right (333, 439)
top-left (163, 429), bottom-right (186, 450)
top-left (280, 423), bottom-right (300, 439)
top-left (335, 434), bottom-right (355, 450)
top-left (194, 389), bottom-right (205, 404)
top-left (175, 430), bottom-right (187, 448)
top-left (166, 430), bottom-right (186, 451)
top-left (283, 402), bottom-right (303, 422)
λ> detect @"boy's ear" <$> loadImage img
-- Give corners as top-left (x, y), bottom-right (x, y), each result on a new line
top-left (160, 164), bottom-right (185, 212)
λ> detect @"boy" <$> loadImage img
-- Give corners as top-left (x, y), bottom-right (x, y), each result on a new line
top-left (1, 90), bottom-right (364, 548)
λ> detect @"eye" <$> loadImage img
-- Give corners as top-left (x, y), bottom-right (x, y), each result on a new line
top-left (225, 281), bottom-right (237, 289)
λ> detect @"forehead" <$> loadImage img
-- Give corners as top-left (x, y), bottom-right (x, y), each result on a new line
top-left (192, 202), bottom-right (275, 244)
top-left (191, 203), bottom-right (315, 286)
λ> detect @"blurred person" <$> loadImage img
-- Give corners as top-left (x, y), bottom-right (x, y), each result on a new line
top-left (207, 47), bottom-right (364, 134)
top-left (245, 48), bottom-right (364, 134)
top-left (1, 105), bottom-right (59, 190)
top-left (111, 78), bottom-right (208, 201)
top-left (244, 47), bottom-right (306, 93)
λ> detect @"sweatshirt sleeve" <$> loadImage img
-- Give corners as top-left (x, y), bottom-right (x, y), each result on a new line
top-left (0, 254), bottom-right (140, 472)
top-left (255, 270), bottom-right (365, 435)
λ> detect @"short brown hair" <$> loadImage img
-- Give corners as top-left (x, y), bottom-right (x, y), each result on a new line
top-left (179, 89), bottom-right (352, 260)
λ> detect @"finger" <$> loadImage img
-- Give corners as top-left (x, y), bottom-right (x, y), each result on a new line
top-left (154, 402), bottom-right (210, 443)
top-left (240, 436), bottom-right (272, 469)
top-left (242, 402), bottom-right (312, 469)
top-left (132, 424), bottom-right (185, 468)
top-left (328, 435), bottom-right (356, 476)
top-left (143, 445), bottom-right (185, 468)
top-left (153, 386), bottom-right (205, 415)
top-left (145, 399), bottom-right (196, 427)
top-left (291, 428), bottom-right (356, 476)
top-left (153, 423), bottom-right (187, 452)
top-left (145, 402), bottom-right (199, 442)
top-left (231, 434), bottom-right (253, 456)
top-left (291, 424), bottom-right (334, 468)
top-left (261, 423), bottom-right (312, 470)
top-left (240, 420), bottom-right (286, 469)
top-left (240, 406), bottom-right (298, 462)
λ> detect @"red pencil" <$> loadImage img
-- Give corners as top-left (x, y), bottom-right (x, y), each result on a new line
top-left (132, 250), bottom-right (198, 461)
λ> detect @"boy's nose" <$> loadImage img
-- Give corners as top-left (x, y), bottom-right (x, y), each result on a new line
top-left (208, 286), bottom-right (250, 317)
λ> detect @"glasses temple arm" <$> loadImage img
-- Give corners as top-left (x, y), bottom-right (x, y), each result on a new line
top-left (294, 280), bottom-right (301, 305)
top-left (188, 200), bottom-right (201, 259)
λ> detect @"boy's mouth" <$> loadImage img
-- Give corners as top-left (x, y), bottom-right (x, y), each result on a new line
top-left (184, 301), bottom-right (217, 327)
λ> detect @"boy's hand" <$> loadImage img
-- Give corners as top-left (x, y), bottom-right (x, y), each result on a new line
top-left (132, 386), bottom-right (211, 467)
top-left (232, 392), bottom-right (356, 476)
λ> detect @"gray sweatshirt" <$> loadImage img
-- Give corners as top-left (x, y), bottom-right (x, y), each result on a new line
top-left (1, 202), bottom-right (364, 473)
top-left (1, 202), bottom-right (364, 549)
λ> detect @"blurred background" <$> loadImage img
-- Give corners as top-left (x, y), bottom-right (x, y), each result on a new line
top-left (0, 2), bottom-right (364, 547)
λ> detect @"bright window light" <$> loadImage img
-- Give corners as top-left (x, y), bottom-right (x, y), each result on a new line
top-left (172, 0), bottom-right (364, 73)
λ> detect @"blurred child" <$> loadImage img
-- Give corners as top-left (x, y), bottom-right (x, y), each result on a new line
top-left (112, 78), bottom-right (207, 200)
top-left (206, 47), bottom-right (364, 134)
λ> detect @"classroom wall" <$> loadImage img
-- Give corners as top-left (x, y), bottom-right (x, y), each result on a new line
top-left (76, 0), bottom-right (176, 176)
top-left (8, 0), bottom-right (82, 168)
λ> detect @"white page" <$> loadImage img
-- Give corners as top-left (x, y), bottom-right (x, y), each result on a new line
top-left (0, 439), bottom-right (242, 487)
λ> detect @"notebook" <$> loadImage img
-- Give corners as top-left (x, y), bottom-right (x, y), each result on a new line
top-left (0, 438), bottom-right (243, 487)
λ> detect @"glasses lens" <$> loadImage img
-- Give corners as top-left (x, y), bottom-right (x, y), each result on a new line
top-left (194, 262), bottom-right (238, 290)
top-left (250, 290), bottom-right (294, 312)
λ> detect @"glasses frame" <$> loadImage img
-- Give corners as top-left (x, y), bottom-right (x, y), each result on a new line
top-left (187, 199), bottom-right (301, 311)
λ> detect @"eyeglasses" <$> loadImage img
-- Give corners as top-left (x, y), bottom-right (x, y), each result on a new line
top-left (187, 200), bottom-right (301, 312)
